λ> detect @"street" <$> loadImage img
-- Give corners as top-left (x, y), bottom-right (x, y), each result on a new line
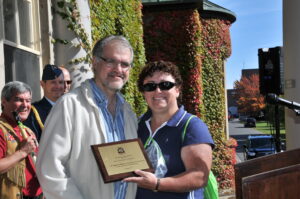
top-left (228, 119), bottom-right (263, 162)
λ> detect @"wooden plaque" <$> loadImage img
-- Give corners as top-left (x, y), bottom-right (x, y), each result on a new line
top-left (91, 138), bottom-right (154, 183)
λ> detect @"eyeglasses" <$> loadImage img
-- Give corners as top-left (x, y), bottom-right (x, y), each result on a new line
top-left (65, 80), bottom-right (72, 85)
top-left (99, 56), bottom-right (132, 71)
top-left (141, 81), bottom-right (176, 92)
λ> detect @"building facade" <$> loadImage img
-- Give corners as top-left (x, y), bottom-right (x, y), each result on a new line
top-left (0, 0), bottom-right (46, 101)
top-left (0, 0), bottom-right (91, 108)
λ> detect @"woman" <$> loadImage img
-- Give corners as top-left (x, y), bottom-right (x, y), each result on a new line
top-left (124, 61), bottom-right (214, 199)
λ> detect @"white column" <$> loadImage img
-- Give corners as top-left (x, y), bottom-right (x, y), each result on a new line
top-left (52, 0), bottom-right (93, 89)
top-left (283, 1), bottom-right (300, 150)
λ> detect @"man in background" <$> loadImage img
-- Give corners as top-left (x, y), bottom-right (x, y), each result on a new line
top-left (24, 64), bottom-right (64, 141)
top-left (0, 81), bottom-right (41, 199)
top-left (59, 66), bottom-right (72, 94)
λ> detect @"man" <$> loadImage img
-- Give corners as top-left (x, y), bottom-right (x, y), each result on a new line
top-left (0, 81), bottom-right (42, 199)
top-left (24, 64), bottom-right (64, 141)
top-left (59, 66), bottom-right (72, 94)
top-left (36, 35), bottom-right (138, 199)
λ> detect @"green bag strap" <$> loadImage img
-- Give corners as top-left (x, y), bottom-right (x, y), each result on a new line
top-left (144, 136), bottom-right (152, 148)
top-left (181, 115), bottom-right (219, 199)
top-left (181, 115), bottom-right (196, 143)
top-left (144, 112), bottom-right (195, 147)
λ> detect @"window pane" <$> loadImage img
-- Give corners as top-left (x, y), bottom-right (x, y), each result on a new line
top-left (4, 0), bottom-right (17, 42)
top-left (31, 0), bottom-right (40, 51)
top-left (18, 0), bottom-right (33, 48)
top-left (4, 44), bottom-right (41, 101)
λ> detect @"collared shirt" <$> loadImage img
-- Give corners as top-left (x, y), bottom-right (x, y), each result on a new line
top-left (136, 106), bottom-right (214, 199)
top-left (45, 96), bottom-right (56, 106)
top-left (90, 79), bottom-right (127, 199)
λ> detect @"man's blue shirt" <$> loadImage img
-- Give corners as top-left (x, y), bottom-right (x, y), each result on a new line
top-left (90, 79), bottom-right (127, 199)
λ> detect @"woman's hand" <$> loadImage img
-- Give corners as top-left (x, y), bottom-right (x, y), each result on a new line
top-left (123, 170), bottom-right (158, 190)
top-left (124, 143), bottom-right (213, 193)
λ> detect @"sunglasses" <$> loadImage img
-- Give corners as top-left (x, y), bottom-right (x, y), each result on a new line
top-left (65, 80), bottom-right (72, 85)
top-left (142, 81), bottom-right (176, 92)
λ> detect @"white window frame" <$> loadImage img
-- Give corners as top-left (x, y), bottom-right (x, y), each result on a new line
top-left (3, 0), bottom-right (41, 55)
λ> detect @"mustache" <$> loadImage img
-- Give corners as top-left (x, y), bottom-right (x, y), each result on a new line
top-left (108, 71), bottom-right (125, 79)
top-left (12, 107), bottom-right (29, 122)
top-left (12, 107), bottom-right (29, 115)
top-left (16, 107), bottom-right (28, 112)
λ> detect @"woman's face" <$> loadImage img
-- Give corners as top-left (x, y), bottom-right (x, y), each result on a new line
top-left (142, 71), bottom-right (180, 114)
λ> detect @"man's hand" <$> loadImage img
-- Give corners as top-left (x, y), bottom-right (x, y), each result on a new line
top-left (18, 135), bottom-right (37, 157)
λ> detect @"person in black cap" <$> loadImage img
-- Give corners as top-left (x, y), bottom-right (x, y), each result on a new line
top-left (24, 64), bottom-right (64, 141)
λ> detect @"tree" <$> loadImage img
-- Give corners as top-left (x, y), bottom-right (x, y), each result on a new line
top-left (234, 74), bottom-right (265, 116)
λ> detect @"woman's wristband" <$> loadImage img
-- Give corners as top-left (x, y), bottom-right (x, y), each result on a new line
top-left (153, 178), bottom-right (160, 192)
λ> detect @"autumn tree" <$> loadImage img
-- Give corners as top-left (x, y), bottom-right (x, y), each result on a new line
top-left (234, 74), bottom-right (266, 116)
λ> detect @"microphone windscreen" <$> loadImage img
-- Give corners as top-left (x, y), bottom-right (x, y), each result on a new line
top-left (266, 93), bottom-right (278, 103)
top-left (12, 111), bottom-right (21, 122)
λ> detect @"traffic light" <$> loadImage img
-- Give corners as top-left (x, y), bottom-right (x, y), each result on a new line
top-left (258, 46), bottom-right (284, 95)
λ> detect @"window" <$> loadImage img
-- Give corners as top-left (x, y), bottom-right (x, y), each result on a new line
top-left (4, 44), bottom-right (41, 100)
top-left (2, 0), bottom-right (42, 100)
top-left (3, 0), bottom-right (40, 51)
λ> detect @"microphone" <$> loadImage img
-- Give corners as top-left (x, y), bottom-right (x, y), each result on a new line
top-left (267, 93), bottom-right (300, 110)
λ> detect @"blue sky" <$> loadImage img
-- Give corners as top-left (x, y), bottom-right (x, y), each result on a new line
top-left (210, 0), bottom-right (282, 89)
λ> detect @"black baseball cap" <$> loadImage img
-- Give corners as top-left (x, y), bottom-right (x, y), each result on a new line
top-left (42, 64), bottom-right (63, 80)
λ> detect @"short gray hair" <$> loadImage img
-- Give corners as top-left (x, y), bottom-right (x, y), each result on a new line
top-left (1, 81), bottom-right (32, 101)
top-left (92, 35), bottom-right (134, 63)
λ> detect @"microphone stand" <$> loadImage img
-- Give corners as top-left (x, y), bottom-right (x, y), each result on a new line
top-left (267, 93), bottom-right (300, 152)
top-left (267, 93), bottom-right (300, 116)
top-left (274, 104), bottom-right (281, 153)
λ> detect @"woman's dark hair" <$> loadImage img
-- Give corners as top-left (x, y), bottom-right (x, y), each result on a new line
top-left (137, 60), bottom-right (183, 92)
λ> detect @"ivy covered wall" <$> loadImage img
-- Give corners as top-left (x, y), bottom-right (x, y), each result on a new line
top-left (143, 9), bottom-right (204, 118)
top-left (143, 8), bottom-right (234, 189)
top-left (87, 0), bottom-right (235, 190)
top-left (200, 17), bottom-right (235, 189)
top-left (90, 0), bottom-right (147, 116)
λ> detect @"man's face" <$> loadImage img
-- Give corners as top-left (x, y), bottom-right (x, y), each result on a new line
top-left (41, 73), bottom-right (64, 102)
top-left (1, 91), bottom-right (32, 122)
top-left (61, 68), bottom-right (71, 94)
top-left (93, 41), bottom-right (132, 95)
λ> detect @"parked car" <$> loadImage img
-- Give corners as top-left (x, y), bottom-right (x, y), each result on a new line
top-left (239, 115), bottom-right (248, 122)
top-left (244, 117), bottom-right (256, 128)
top-left (243, 135), bottom-right (276, 160)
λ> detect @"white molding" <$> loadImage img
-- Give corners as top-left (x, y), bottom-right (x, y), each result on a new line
top-left (3, 40), bottom-right (40, 55)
